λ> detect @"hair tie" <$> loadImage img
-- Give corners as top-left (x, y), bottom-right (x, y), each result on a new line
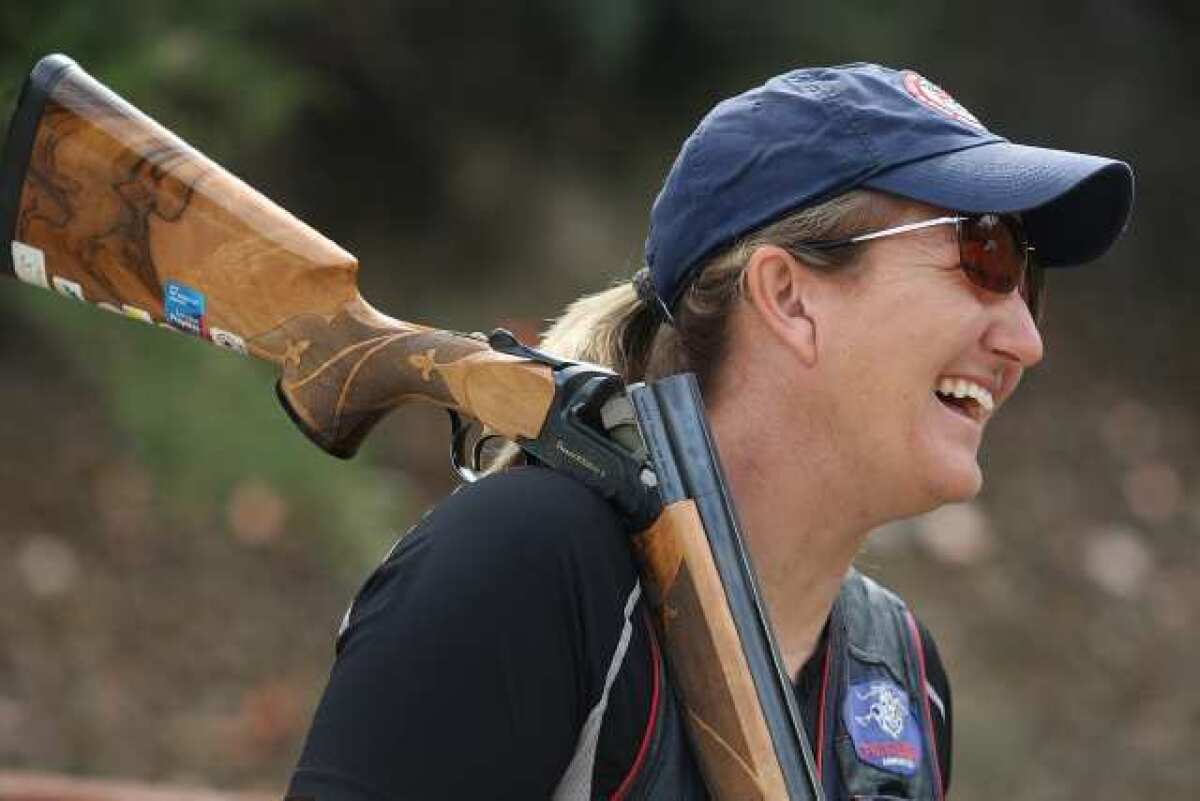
top-left (632, 268), bottom-right (676, 327)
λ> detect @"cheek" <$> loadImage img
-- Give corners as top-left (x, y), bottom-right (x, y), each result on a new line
top-left (821, 275), bottom-right (980, 419)
top-left (822, 318), bottom-right (929, 437)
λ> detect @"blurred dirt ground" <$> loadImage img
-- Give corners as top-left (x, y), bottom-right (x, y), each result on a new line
top-left (0, 771), bottom-right (272, 801)
top-left (0, 318), bottom-right (356, 795)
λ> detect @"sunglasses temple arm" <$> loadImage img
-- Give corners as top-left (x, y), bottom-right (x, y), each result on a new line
top-left (799, 216), bottom-right (965, 250)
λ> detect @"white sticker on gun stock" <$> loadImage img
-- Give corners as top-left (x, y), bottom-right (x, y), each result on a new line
top-left (210, 327), bottom-right (248, 356)
top-left (52, 276), bottom-right (86, 301)
top-left (11, 241), bottom-right (49, 289)
top-left (122, 305), bottom-right (155, 324)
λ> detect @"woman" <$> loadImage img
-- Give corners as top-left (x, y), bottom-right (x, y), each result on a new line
top-left (286, 64), bottom-right (1133, 800)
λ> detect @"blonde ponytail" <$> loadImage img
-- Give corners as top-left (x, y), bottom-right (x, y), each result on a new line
top-left (536, 280), bottom-right (660, 384)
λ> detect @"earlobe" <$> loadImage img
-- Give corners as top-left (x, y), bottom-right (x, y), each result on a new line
top-left (742, 246), bottom-right (819, 367)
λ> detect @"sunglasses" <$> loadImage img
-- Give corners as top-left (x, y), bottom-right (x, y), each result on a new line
top-left (798, 213), bottom-right (1044, 322)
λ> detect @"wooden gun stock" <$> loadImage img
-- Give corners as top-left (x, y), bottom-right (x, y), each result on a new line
top-left (635, 501), bottom-right (791, 798)
top-left (0, 54), bottom-right (554, 457)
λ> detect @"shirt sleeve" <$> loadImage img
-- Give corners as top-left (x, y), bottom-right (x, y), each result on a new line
top-left (286, 467), bottom-right (642, 801)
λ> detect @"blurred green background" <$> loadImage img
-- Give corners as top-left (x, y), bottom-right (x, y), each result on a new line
top-left (0, 2), bottom-right (1195, 798)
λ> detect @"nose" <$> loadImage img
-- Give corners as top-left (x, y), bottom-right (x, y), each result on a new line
top-left (983, 291), bottom-right (1044, 368)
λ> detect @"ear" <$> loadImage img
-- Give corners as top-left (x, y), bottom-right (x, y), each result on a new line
top-left (741, 245), bottom-right (819, 366)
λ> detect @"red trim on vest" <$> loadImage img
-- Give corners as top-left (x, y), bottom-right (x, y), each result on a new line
top-left (814, 638), bottom-right (832, 780)
top-left (904, 610), bottom-right (945, 801)
top-left (610, 612), bottom-right (662, 801)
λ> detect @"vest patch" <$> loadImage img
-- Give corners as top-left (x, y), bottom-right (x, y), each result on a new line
top-left (843, 678), bottom-right (924, 777)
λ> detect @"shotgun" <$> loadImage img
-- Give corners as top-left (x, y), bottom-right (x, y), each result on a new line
top-left (0, 54), bottom-right (822, 801)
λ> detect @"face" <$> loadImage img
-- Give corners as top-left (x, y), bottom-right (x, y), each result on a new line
top-left (810, 200), bottom-right (1044, 519)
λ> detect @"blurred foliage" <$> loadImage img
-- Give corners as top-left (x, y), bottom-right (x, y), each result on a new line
top-left (2, 288), bottom-right (406, 581)
top-left (0, 0), bottom-right (325, 159)
top-left (0, 0), bottom-right (1197, 798)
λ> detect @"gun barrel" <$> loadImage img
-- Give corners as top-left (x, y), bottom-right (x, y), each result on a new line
top-left (631, 374), bottom-right (822, 800)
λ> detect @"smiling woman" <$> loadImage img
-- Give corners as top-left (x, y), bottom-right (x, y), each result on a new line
top-left (763, 194), bottom-right (1048, 510)
top-left (287, 64), bottom-right (1133, 801)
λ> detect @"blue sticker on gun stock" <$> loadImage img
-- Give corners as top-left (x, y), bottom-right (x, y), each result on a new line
top-left (164, 280), bottom-right (206, 336)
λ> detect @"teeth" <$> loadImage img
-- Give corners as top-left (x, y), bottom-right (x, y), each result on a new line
top-left (936, 377), bottom-right (995, 412)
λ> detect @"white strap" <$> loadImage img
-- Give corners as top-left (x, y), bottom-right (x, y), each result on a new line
top-left (552, 580), bottom-right (643, 801)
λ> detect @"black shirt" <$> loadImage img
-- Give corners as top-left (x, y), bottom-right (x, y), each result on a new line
top-left (287, 467), bottom-right (951, 800)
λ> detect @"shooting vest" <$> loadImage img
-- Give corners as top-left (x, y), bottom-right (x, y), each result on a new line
top-left (598, 570), bottom-right (946, 801)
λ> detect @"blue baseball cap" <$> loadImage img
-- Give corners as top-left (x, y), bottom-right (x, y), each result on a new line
top-left (645, 63), bottom-right (1134, 309)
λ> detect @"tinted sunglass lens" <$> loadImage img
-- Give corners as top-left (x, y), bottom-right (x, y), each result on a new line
top-left (960, 213), bottom-right (1042, 320)
top-left (960, 214), bottom-right (1020, 293)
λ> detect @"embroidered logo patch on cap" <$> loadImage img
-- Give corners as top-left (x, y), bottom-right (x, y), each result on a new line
top-left (844, 679), bottom-right (924, 777)
top-left (903, 71), bottom-right (985, 130)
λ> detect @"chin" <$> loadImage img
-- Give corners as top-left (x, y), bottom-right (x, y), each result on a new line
top-left (902, 451), bottom-right (983, 517)
top-left (906, 419), bottom-right (986, 512)
top-left (927, 458), bottom-right (983, 506)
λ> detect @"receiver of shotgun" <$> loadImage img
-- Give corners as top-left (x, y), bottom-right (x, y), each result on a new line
top-left (0, 55), bottom-right (821, 800)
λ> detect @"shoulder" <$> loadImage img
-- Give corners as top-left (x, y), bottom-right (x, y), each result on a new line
top-left (294, 467), bottom-right (641, 800)
top-left (431, 465), bottom-right (626, 538)
top-left (344, 466), bottom-right (639, 642)
top-left (407, 465), bottom-right (633, 576)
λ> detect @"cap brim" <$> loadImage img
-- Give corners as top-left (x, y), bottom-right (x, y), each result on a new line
top-left (864, 141), bottom-right (1134, 267)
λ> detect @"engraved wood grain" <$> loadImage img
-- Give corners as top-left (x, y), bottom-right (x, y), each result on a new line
top-left (7, 60), bottom-right (556, 455)
top-left (16, 68), bottom-right (358, 335)
top-left (262, 299), bottom-right (554, 454)
top-left (633, 501), bottom-right (789, 801)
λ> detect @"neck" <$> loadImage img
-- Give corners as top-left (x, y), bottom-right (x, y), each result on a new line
top-left (709, 394), bottom-right (878, 681)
